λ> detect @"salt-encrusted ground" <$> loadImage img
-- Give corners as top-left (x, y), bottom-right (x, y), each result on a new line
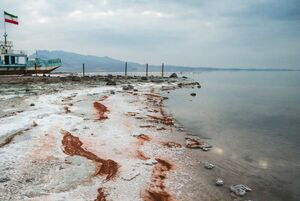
top-left (0, 82), bottom-right (232, 201)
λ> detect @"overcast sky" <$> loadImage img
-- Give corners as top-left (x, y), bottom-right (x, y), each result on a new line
top-left (1, 0), bottom-right (299, 68)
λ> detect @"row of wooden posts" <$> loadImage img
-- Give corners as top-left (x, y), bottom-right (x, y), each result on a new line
top-left (82, 62), bottom-right (165, 77)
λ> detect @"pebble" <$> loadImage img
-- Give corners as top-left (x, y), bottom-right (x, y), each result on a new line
top-left (203, 162), bottom-right (215, 169)
top-left (215, 178), bottom-right (224, 186)
top-left (230, 184), bottom-right (252, 197)
top-left (0, 177), bottom-right (10, 183)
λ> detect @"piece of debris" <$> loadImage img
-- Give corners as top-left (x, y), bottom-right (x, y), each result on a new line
top-left (215, 178), bottom-right (224, 186)
top-left (110, 90), bottom-right (115, 95)
top-left (30, 103), bottom-right (35, 106)
top-left (121, 172), bottom-right (141, 181)
top-left (230, 184), bottom-right (252, 197)
top-left (190, 93), bottom-right (196, 96)
top-left (203, 162), bottom-right (215, 169)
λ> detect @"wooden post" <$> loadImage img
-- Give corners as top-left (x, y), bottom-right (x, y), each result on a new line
top-left (125, 62), bottom-right (128, 77)
top-left (146, 63), bottom-right (148, 77)
top-left (82, 63), bottom-right (85, 77)
top-left (161, 63), bottom-right (164, 77)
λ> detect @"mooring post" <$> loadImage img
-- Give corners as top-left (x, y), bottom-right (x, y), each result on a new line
top-left (146, 63), bottom-right (148, 77)
top-left (82, 63), bottom-right (85, 77)
top-left (125, 62), bottom-right (128, 77)
top-left (161, 63), bottom-right (164, 77)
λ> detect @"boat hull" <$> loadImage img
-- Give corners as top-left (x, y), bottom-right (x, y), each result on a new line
top-left (0, 66), bottom-right (60, 75)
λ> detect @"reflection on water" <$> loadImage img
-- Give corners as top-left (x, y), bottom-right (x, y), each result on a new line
top-left (164, 71), bottom-right (300, 201)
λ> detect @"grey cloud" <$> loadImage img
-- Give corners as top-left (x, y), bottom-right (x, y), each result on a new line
top-left (1, 0), bottom-right (299, 68)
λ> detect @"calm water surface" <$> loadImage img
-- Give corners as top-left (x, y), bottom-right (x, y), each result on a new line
top-left (164, 71), bottom-right (300, 201)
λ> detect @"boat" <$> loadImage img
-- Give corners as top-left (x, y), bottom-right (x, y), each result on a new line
top-left (0, 11), bottom-right (61, 75)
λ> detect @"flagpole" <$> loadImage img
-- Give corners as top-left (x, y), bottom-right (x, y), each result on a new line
top-left (3, 11), bottom-right (7, 47)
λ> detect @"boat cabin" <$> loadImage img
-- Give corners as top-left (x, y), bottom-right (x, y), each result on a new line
top-left (0, 41), bottom-right (27, 66)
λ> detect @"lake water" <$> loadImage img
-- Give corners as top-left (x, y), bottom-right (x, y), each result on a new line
top-left (164, 71), bottom-right (300, 201)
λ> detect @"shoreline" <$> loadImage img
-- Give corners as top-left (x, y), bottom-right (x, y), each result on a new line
top-left (0, 75), bottom-right (250, 200)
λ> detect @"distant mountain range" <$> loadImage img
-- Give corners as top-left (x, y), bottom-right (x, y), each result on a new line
top-left (32, 50), bottom-right (298, 72)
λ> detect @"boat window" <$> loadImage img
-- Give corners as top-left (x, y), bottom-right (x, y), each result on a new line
top-left (19, 57), bottom-right (26, 64)
top-left (4, 55), bottom-right (9, 64)
top-left (11, 56), bottom-right (16, 64)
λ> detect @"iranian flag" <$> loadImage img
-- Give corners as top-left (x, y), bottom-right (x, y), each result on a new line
top-left (4, 11), bottom-right (18, 25)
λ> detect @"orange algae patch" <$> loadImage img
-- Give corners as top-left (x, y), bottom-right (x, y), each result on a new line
top-left (95, 188), bottom-right (106, 201)
top-left (136, 134), bottom-right (151, 145)
top-left (147, 115), bottom-right (173, 126)
top-left (185, 137), bottom-right (202, 148)
top-left (135, 150), bottom-right (150, 160)
top-left (162, 142), bottom-right (182, 148)
top-left (61, 130), bottom-right (118, 180)
top-left (93, 101), bottom-right (109, 120)
top-left (142, 158), bottom-right (175, 201)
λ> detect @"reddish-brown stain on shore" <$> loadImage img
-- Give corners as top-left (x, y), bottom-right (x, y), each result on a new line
top-left (95, 188), bottom-right (106, 201)
top-left (142, 158), bottom-right (175, 201)
top-left (185, 137), bottom-right (202, 148)
top-left (93, 101), bottom-right (109, 120)
top-left (147, 115), bottom-right (173, 126)
top-left (162, 141), bottom-right (182, 148)
top-left (135, 150), bottom-right (150, 160)
top-left (136, 134), bottom-right (151, 145)
top-left (61, 130), bottom-right (118, 180)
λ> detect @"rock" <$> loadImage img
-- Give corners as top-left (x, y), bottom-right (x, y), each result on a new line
top-left (230, 184), bottom-right (252, 197)
top-left (30, 103), bottom-right (35, 106)
top-left (32, 121), bottom-right (38, 127)
top-left (204, 162), bottom-right (215, 169)
top-left (0, 177), bottom-right (10, 183)
top-left (215, 178), bottom-right (224, 186)
top-left (151, 78), bottom-right (164, 83)
top-left (200, 143), bottom-right (213, 151)
top-left (122, 85), bottom-right (134, 90)
top-left (144, 158), bottom-right (158, 165)
top-left (185, 137), bottom-right (202, 149)
top-left (133, 89), bottom-right (138, 92)
top-left (169, 73), bottom-right (178, 78)
top-left (191, 93), bottom-right (196, 96)
top-left (182, 76), bottom-right (188, 79)
top-left (110, 90), bottom-right (115, 95)
top-left (106, 79), bottom-right (116, 86)
top-left (141, 76), bottom-right (148, 81)
top-left (71, 76), bottom-right (81, 81)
